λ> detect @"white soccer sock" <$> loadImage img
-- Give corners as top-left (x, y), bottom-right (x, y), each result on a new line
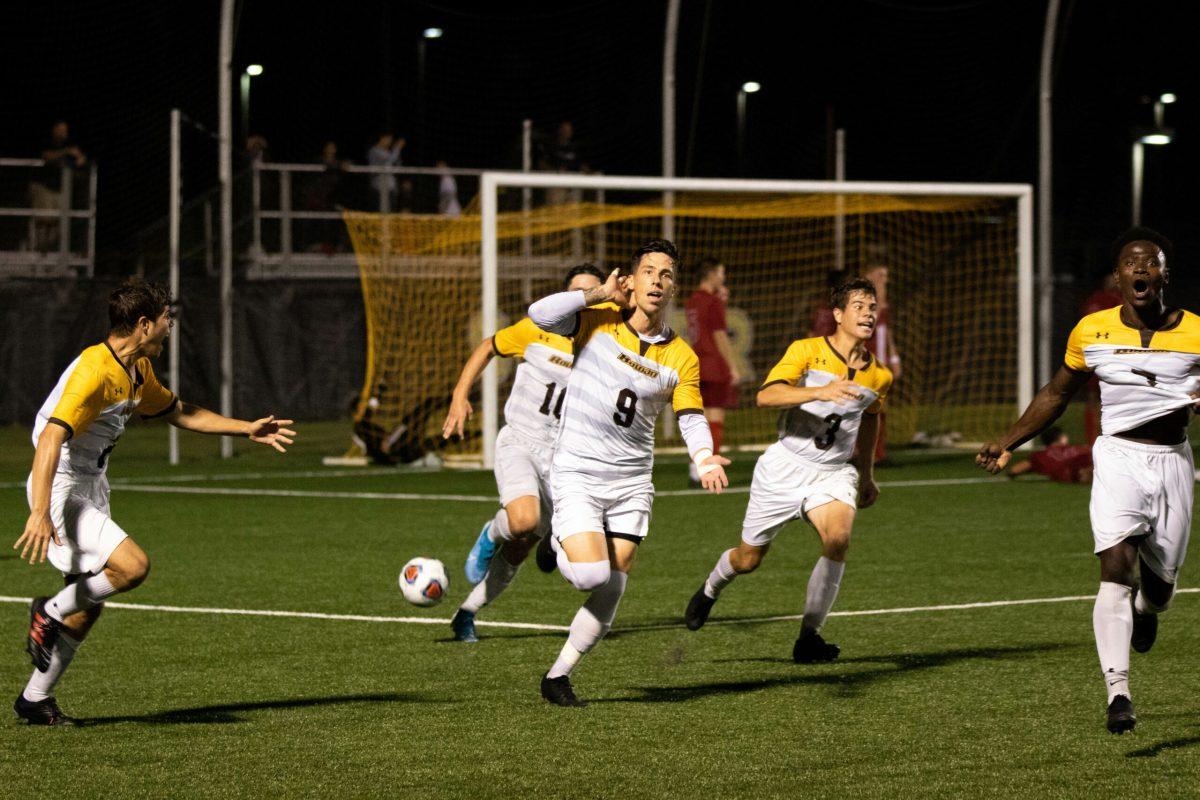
top-left (547, 571), bottom-right (628, 679)
top-left (1094, 581), bottom-right (1133, 702)
top-left (22, 630), bottom-right (80, 702)
top-left (460, 553), bottom-right (521, 614)
top-left (688, 462), bottom-right (700, 482)
top-left (801, 556), bottom-right (845, 635)
top-left (486, 508), bottom-right (513, 544)
top-left (47, 572), bottom-right (117, 622)
top-left (1134, 586), bottom-right (1171, 614)
top-left (703, 549), bottom-right (739, 599)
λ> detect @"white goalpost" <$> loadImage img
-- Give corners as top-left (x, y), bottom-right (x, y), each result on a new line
top-left (477, 171), bottom-right (1034, 470)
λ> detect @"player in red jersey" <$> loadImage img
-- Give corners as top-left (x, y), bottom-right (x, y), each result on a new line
top-left (1007, 427), bottom-right (1093, 483)
top-left (685, 258), bottom-right (740, 485)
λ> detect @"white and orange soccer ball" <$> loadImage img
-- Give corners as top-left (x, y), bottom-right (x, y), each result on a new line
top-left (399, 557), bottom-right (449, 607)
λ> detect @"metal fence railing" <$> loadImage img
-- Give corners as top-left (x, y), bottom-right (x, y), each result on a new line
top-left (0, 158), bottom-right (97, 278)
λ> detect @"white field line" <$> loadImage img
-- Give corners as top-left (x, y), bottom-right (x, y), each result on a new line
top-left (0, 475), bottom-right (1004, 502)
top-left (1, 589), bottom-right (1194, 634)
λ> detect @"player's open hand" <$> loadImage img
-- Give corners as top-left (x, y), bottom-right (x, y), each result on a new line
top-left (247, 415), bottom-right (297, 453)
top-left (699, 454), bottom-right (731, 494)
top-left (14, 510), bottom-right (61, 565)
top-left (858, 478), bottom-right (880, 509)
top-left (975, 442), bottom-right (1011, 474)
top-left (442, 397), bottom-right (473, 440)
top-left (816, 380), bottom-right (862, 404)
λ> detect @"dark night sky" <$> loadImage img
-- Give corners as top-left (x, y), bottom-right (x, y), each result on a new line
top-left (3, 0), bottom-right (1197, 305)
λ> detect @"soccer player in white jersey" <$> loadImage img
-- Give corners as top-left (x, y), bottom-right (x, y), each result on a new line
top-left (12, 279), bottom-right (296, 726)
top-left (440, 264), bottom-right (606, 642)
top-left (683, 277), bottom-right (893, 662)
top-left (978, 227), bottom-right (1198, 735)
top-left (527, 239), bottom-right (730, 706)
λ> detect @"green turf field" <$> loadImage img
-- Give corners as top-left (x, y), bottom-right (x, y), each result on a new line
top-left (2, 421), bottom-right (1199, 799)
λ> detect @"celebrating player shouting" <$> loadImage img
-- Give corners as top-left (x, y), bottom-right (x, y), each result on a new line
top-left (440, 264), bottom-right (606, 642)
top-left (12, 279), bottom-right (296, 726)
top-left (978, 227), bottom-right (1198, 735)
top-left (684, 277), bottom-right (892, 662)
top-left (528, 239), bottom-right (729, 707)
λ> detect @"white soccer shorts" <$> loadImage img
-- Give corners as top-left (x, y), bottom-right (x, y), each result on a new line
top-left (27, 471), bottom-right (129, 576)
top-left (550, 469), bottom-right (653, 543)
top-left (741, 441), bottom-right (859, 547)
top-left (494, 425), bottom-right (555, 512)
top-left (1090, 434), bottom-right (1193, 583)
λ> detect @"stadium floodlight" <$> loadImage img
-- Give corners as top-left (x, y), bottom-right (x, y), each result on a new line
top-left (741, 81), bottom-right (761, 93)
top-left (1139, 133), bottom-right (1172, 145)
top-left (1160, 92), bottom-right (1177, 104)
top-left (245, 64), bottom-right (264, 77)
top-left (423, 27), bottom-right (443, 39)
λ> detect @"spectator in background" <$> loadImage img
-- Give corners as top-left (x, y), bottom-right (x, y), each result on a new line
top-left (301, 141), bottom-right (351, 253)
top-left (685, 257), bottom-right (741, 486)
top-left (436, 159), bottom-right (462, 217)
top-left (244, 134), bottom-right (270, 164)
top-left (1080, 271), bottom-right (1122, 445)
top-left (30, 120), bottom-right (86, 251)
top-left (367, 132), bottom-right (405, 211)
top-left (1007, 426), bottom-right (1093, 484)
top-left (539, 121), bottom-right (587, 205)
top-left (808, 263), bottom-right (900, 464)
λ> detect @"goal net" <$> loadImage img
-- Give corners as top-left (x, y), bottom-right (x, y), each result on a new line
top-left (345, 173), bottom-right (1031, 467)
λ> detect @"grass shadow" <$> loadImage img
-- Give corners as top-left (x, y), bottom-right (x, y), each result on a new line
top-left (1126, 723), bottom-right (1200, 758)
top-left (80, 692), bottom-right (430, 726)
top-left (592, 643), bottom-right (1077, 705)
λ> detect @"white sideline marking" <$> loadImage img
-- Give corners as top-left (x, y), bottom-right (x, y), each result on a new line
top-left (0, 475), bottom-right (1004, 502)
top-left (2, 589), bottom-right (1194, 634)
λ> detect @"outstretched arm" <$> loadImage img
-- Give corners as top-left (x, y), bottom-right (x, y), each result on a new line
top-left (167, 402), bottom-right (296, 452)
top-left (442, 337), bottom-right (496, 440)
top-left (976, 366), bottom-right (1091, 473)
top-left (13, 423), bottom-right (68, 564)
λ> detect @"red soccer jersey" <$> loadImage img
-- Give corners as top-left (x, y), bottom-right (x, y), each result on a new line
top-left (1029, 444), bottom-right (1093, 484)
top-left (686, 288), bottom-right (731, 382)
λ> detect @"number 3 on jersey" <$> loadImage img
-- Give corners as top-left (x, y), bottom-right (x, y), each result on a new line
top-left (814, 414), bottom-right (842, 450)
top-left (613, 388), bottom-right (638, 427)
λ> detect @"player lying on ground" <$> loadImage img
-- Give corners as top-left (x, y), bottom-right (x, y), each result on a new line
top-left (528, 239), bottom-right (730, 706)
top-left (12, 279), bottom-right (296, 726)
top-left (684, 277), bottom-right (892, 662)
top-left (977, 226), bottom-right (1197, 735)
top-left (440, 264), bottom-right (606, 642)
top-left (1006, 426), bottom-right (1092, 484)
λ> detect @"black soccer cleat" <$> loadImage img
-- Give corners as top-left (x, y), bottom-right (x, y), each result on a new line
top-left (1106, 695), bottom-right (1136, 734)
top-left (793, 630), bottom-right (840, 664)
top-left (27, 597), bottom-right (61, 673)
top-left (684, 586), bottom-right (717, 631)
top-left (534, 533), bottom-right (557, 574)
top-left (540, 673), bottom-right (586, 707)
top-left (1131, 592), bottom-right (1159, 654)
top-left (13, 694), bottom-right (78, 727)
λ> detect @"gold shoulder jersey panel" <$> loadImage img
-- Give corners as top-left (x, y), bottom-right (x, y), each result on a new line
top-left (49, 345), bottom-right (114, 436)
top-left (494, 317), bottom-right (572, 359)
top-left (1065, 307), bottom-right (1137, 370)
top-left (761, 337), bottom-right (892, 406)
top-left (761, 337), bottom-right (823, 388)
top-left (1149, 309), bottom-right (1200, 354)
top-left (136, 357), bottom-right (177, 417)
top-left (573, 306), bottom-right (626, 353)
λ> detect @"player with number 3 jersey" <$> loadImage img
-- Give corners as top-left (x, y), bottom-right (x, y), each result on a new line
top-left (684, 277), bottom-right (892, 665)
top-left (441, 265), bottom-right (608, 643)
top-left (528, 239), bottom-right (730, 707)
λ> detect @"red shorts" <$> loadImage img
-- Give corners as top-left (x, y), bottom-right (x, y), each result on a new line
top-left (700, 380), bottom-right (737, 409)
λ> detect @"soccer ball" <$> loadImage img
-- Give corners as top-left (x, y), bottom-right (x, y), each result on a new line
top-left (399, 557), bottom-right (449, 607)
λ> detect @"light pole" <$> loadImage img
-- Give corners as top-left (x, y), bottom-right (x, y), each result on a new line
top-left (1131, 93), bottom-right (1175, 226)
top-left (240, 64), bottom-right (263, 138)
top-left (736, 81), bottom-right (760, 175)
top-left (416, 28), bottom-right (443, 164)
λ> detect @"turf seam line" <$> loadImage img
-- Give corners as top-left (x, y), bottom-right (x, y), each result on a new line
top-left (1, 589), bottom-right (1193, 633)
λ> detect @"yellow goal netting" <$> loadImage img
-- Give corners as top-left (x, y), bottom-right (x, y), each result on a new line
top-left (344, 187), bottom-right (1023, 464)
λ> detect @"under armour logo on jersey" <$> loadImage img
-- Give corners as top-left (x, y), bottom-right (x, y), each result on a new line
top-left (1095, 331), bottom-right (1110, 339)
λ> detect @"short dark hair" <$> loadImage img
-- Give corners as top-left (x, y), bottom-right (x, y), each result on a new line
top-left (696, 257), bottom-right (724, 281)
top-left (562, 262), bottom-right (607, 289)
top-left (108, 278), bottom-right (172, 335)
top-left (1112, 226), bottom-right (1173, 267)
top-left (830, 277), bottom-right (877, 311)
top-left (625, 239), bottom-right (679, 276)
top-left (1038, 426), bottom-right (1063, 447)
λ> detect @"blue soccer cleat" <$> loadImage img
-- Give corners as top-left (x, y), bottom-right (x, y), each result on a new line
top-left (451, 609), bottom-right (478, 643)
top-left (465, 520), bottom-right (497, 585)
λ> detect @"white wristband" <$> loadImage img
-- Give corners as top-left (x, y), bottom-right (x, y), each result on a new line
top-left (692, 448), bottom-right (718, 477)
